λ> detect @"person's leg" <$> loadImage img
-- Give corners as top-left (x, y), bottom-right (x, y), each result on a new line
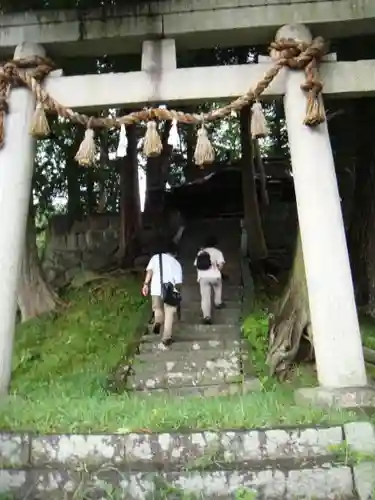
top-left (212, 278), bottom-right (224, 308)
top-left (199, 278), bottom-right (212, 323)
top-left (151, 296), bottom-right (164, 334)
top-left (162, 304), bottom-right (176, 345)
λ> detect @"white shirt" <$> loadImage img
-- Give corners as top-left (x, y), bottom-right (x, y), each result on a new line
top-left (146, 253), bottom-right (183, 297)
top-left (194, 247), bottom-right (225, 281)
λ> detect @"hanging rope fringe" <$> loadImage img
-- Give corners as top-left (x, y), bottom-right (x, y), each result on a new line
top-left (303, 92), bottom-right (326, 126)
top-left (194, 124), bottom-right (215, 167)
top-left (30, 101), bottom-right (50, 138)
top-left (116, 124), bottom-right (128, 158)
top-left (168, 119), bottom-right (180, 150)
top-left (251, 101), bottom-right (268, 139)
top-left (301, 60), bottom-right (326, 126)
top-left (75, 125), bottom-right (96, 166)
top-left (143, 120), bottom-right (162, 157)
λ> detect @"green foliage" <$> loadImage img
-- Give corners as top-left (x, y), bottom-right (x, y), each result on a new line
top-left (10, 276), bottom-right (146, 403)
top-left (242, 299), bottom-right (270, 379)
top-left (360, 315), bottom-right (375, 349)
top-left (0, 279), bottom-right (362, 433)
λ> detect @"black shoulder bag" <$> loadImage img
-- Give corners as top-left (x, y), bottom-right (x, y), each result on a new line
top-left (159, 253), bottom-right (181, 307)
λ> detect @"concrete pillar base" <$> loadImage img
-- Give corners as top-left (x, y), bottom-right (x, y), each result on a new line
top-left (295, 386), bottom-right (375, 412)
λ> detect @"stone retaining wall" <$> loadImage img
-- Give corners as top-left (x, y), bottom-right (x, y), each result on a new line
top-left (42, 211), bottom-right (182, 287)
top-left (0, 422), bottom-right (374, 498)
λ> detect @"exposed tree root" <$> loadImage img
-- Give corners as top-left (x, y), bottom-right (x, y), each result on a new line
top-left (266, 232), bottom-right (314, 380)
top-left (17, 217), bottom-right (64, 322)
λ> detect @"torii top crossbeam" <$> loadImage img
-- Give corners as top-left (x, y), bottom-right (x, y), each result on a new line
top-left (0, 0), bottom-right (375, 58)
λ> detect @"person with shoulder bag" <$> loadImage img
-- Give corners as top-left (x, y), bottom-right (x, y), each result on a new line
top-left (194, 235), bottom-right (225, 325)
top-left (142, 240), bottom-right (182, 347)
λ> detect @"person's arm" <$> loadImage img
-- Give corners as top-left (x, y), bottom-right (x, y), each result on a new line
top-left (217, 251), bottom-right (225, 271)
top-left (174, 262), bottom-right (183, 288)
top-left (142, 257), bottom-right (154, 296)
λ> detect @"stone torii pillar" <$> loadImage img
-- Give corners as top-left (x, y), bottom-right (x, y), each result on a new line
top-left (278, 24), bottom-right (371, 405)
top-left (0, 42), bottom-right (45, 395)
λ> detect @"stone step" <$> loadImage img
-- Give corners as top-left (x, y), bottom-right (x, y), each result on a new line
top-left (128, 350), bottom-right (241, 390)
top-left (138, 337), bottom-right (244, 353)
top-left (182, 285), bottom-right (242, 301)
top-left (40, 465), bottom-right (355, 498)
top-left (180, 308), bottom-right (241, 324)
top-left (127, 362), bottom-right (244, 390)
top-left (133, 349), bottom-right (241, 372)
top-left (27, 423), bottom-right (348, 469)
top-left (181, 300), bottom-right (241, 312)
top-left (9, 423), bottom-right (360, 499)
top-left (129, 377), bottom-right (261, 396)
top-left (143, 324), bottom-right (240, 342)
top-left (133, 347), bottom-right (241, 364)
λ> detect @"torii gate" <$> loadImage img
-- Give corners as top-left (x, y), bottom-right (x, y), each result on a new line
top-left (0, 22), bottom-right (373, 405)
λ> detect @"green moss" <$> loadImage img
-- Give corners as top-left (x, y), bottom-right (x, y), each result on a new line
top-left (360, 314), bottom-right (375, 350)
top-left (10, 276), bottom-right (147, 401)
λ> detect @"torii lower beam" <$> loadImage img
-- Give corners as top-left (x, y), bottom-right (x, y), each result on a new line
top-left (43, 59), bottom-right (375, 111)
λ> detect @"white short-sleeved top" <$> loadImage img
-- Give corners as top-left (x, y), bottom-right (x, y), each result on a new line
top-left (146, 253), bottom-right (183, 296)
top-left (194, 247), bottom-right (225, 281)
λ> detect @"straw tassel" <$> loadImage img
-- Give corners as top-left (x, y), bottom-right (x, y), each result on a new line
top-left (303, 92), bottom-right (326, 127)
top-left (75, 126), bottom-right (96, 166)
top-left (116, 124), bottom-right (128, 158)
top-left (168, 119), bottom-right (180, 150)
top-left (194, 124), bottom-right (215, 167)
top-left (251, 101), bottom-right (268, 139)
top-left (30, 101), bottom-right (50, 138)
top-left (143, 120), bottom-right (162, 157)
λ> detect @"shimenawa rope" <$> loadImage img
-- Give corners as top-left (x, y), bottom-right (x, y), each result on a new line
top-left (0, 37), bottom-right (326, 166)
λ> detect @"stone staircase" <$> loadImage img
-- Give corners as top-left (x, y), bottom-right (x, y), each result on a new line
top-left (127, 218), bottom-right (261, 396)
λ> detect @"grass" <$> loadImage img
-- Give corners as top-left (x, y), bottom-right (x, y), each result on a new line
top-left (360, 314), bottom-right (375, 350)
top-left (0, 280), bottom-right (371, 434)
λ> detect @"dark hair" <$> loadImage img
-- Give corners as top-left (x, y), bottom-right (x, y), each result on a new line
top-left (204, 235), bottom-right (218, 248)
top-left (166, 241), bottom-right (178, 256)
top-left (153, 237), bottom-right (178, 256)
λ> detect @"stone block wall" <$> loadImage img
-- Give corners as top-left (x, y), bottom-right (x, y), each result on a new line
top-left (42, 214), bottom-right (122, 287)
top-left (41, 211), bottom-right (183, 287)
top-left (0, 422), bottom-right (374, 498)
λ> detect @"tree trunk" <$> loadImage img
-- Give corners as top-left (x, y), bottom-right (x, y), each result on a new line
top-left (66, 128), bottom-right (84, 224)
top-left (97, 129), bottom-right (109, 214)
top-left (240, 106), bottom-right (267, 261)
top-left (348, 98), bottom-right (375, 314)
top-left (143, 121), bottom-right (172, 234)
top-left (118, 125), bottom-right (141, 266)
top-left (253, 138), bottom-right (269, 209)
top-left (185, 115), bottom-right (196, 183)
top-left (266, 231), bottom-right (313, 380)
top-left (86, 168), bottom-right (95, 215)
top-left (17, 214), bottom-right (61, 322)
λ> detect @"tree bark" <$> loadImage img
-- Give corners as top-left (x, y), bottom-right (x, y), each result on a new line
top-left (17, 214), bottom-right (61, 322)
top-left (348, 99), bottom-right (375, 314)
top-left (184, 111), bottom-right (196, 183)
top-left (143, 121), bottom-right (172, 234)
top-left (66, 128), bottom-right (84, 224)
top-left (118, 124), bottom-right (141, 266)
top-left (240, 106), bottom-right (267, 261)
top-left (266, 231), bottom-right (313, 380)
top-left (97, 129), bottom-right (109, 214)
top-left (253, 138), bottom-right (269, 209)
